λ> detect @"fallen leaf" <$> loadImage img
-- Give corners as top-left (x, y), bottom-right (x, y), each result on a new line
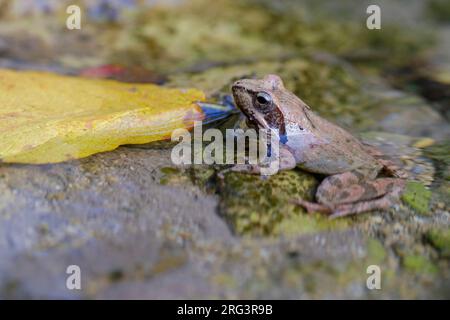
top-left (0, 69), bottom-right (205, 164)
top-left (412, 137), bottom-right (435, 149)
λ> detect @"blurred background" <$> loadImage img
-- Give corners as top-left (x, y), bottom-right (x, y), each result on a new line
top-left (1, 0), bottom-right (449, 127)
top-left (0, 0), bottom-right (448, 299)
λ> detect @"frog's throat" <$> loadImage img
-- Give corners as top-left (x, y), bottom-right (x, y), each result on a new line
top-left (250, 112), bottom-right (270, 131)
top-left (237, 105), bottom-right (268, 129)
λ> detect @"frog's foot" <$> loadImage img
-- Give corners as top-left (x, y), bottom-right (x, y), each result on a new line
top-left (217, 167), bottom-right (230, 180)
top-left (230, 164), bottom-right (263, 174)
top-left (218, 146), bottom-right (297, 179)
top-left (312, 172), bottom-right (406, 218)
top-left (325, 178), bottom-right (404, 205)
top-left (329, 190), bottom-right (403, 219)
top-left (291, 198), bottom-right (332, 214)
top-left (217, 164), bottom-right (265, 181)
top-left (328, 179), bottom-right (406, 219)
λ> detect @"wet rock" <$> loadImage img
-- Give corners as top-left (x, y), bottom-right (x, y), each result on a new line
top-left (0, 147), bottom-right (233, 298)
top-left (360, 132), bottom-right (436, 186)
top-left (219, 170), bottom-right (319, 236)
top-left (401, 182), bottom-right (432, 215)
top-left (425, 228), bottom-right (450, 259)
top-left (371, 94), bottom-right (450, 140)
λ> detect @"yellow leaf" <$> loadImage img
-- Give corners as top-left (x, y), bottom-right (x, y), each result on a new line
top-left (0, 69), bottom-right (205, 164)
top-left (412, 138), bottom-right (435, 149)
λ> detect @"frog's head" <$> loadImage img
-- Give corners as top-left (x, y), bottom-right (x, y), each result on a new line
top-left (232, 74), bottom-right (310, 138)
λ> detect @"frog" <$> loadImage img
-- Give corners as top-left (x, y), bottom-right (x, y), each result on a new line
top-left (227, 74), bottom-right (408, 219)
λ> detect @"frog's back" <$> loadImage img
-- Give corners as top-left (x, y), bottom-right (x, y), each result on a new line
top-left (290, 112), bottom-right (380, 175)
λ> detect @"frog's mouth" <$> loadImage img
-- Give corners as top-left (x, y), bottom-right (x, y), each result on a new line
top-left (232, 85), bottom-right (271, 131)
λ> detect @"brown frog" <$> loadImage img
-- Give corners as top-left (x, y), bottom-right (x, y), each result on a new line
top-left (229, 74), bottom-right (407, 218)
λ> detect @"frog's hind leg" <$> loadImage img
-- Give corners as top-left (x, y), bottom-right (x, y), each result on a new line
top-left (329, 178), bottom-right (406, 219)
top-left (293, 170), bottom-right (406, 218)
top-left (322, 178), bottom-right (403, 205)
top-left (292, 171), bottom-right (364, 214)
top-left (291, 199), bottom-right (332, 214)
top-left (315, 171), bottom-right (368, 207)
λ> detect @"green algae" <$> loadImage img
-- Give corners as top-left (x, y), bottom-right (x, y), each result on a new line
top-left (423, 141), bottom-right (450, 208)
top-left (159, 167), bottom-right (191, 186)
top-left (273, 236), bottom-right (440, 297)
top-left (187, 166), bottom-right (217, 191)
top-left (427, 0), bottom-right (450, 23)
top-left (426, 229), bottom-right (450, 258)
top-left (402, 254), bottom-right (438, 275)
top-left (424, 141), bottom-right (450, 182)
top-left (401, 181), bottom-right (432, 215)
top-left (273, 213), bottom-right (348, 237)
top-left (211, 273), bottom-right (238, 290)
top-left (333, 239), bottom-right (387, 292)
top-left (159, 141), bottom-right (347, 237)
top-left (273, 238), bottom-right (388, 296)
top-left (367, 239), bottom-right (387, 265)
top-left (219, 169), bottom-right (321, 236)
top-left (160, 165), bottom-right (218, 192)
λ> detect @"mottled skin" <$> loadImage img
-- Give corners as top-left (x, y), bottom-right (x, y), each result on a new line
top-left (230, 74), bottom-right (407, 218)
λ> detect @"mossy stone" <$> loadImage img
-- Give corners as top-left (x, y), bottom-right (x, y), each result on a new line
top-left (426, 229), bottom-right (450, 258)
top-left (219, 169), bottom-right (325, 236)
top-left (367, 239), bottom-right (387, 264)
top-left (401, 181), bottom-right (432, 215)
top-left (402, 255), bottom-right (438, 275)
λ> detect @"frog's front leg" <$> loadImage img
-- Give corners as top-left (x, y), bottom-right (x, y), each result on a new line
top-left (293, 171), bottom-right (406, 218)
top-left (218, 146), bottom-right (296, 178)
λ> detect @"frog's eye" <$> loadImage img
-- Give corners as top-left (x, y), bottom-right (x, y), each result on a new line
top-left (256, 92), bottom-right (272, 106)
